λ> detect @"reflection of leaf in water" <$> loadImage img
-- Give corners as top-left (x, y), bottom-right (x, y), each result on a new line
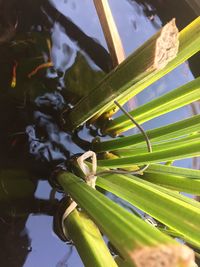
top-left (0, 169), bottom-right (38, 219)
top-left (63, 52), bottom-right (105, 104)
top-left (0, 169), bottom-right (36, 203)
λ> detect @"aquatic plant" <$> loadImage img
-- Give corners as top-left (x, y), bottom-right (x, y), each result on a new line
top-left (0, 2), bottom-right (200, 266)
top-left (52, 17), bottom-right (200, 267)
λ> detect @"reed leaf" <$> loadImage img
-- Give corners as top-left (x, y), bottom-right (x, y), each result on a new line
top-left (115, 256), bottom-right (133, 267)
top-left (63, 19), bottom-right (179, 131)
top-left (141, 163), bottom-right (200, 194)
top-left (100, 16), bottom-right (200, 120)
top-left (113, 133), bottom-right (200, 157)
top-left (93, 114), bottom-right (200, 152)
top-left (64, 209), bottom-right (118, 267)
top-left (140, 171), bottom-right (200, 195)
top-left (96, 171), bottom-right (200, 246)
top-left (57, 171), bottom-right (195, 267)
top-left (98, 139), bottom-right (200, 167)
top-left (104, 77), bottom-right (200, 135)
top-left (63, 17), bottom-right (200, 130)
top-left (146, 163), bottom-right (200, 178)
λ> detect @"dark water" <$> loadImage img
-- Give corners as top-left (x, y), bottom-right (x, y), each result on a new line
top-left (0, 1), bottom-right (199, 266)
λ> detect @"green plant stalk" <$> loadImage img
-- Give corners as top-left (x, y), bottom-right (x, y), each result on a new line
top-left (93, 114), bottom-right (200, 152)
top-left (98, 140), bottom-right (200, 167)
top-left (96, 172), bottom-right (200, 246)
top-left (104, 77), bottom-right (200, 135)
top-left (146, 163), bottom-right (200, 179)
top-left (140, 172), bottom-right (200, 195)
top-left (100, 16), bottom-right (200, 120)
top-left (64, 19), bottom-right (179, 131)
top-left (64, 209), bottom-right (118, 267)
top-left (57, 172), bottom-right (194, 266)
top-left (113, 134), bottom-right (200, 157)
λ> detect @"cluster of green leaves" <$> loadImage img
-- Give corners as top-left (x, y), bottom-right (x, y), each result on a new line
top-left (3, 4), bottom-right (200, 267)
top-left (56, 17), bottom-right (200, 267)
top-left (64, 17), bottom-right (200, 131)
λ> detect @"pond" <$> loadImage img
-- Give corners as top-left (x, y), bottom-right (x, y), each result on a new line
top-left (0, 1), bottom-right (199, 266)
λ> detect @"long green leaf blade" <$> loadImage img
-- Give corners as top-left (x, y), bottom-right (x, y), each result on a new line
top-left (65, 209), bottom-right (118, 267)
top-left (146, 164), bottom-right (200, 179)
top-left (96, 172), bottom-right (200, 246)
top-left (57, 172), bottom-right (195, 266)
top-left (101, 16), bottom-right (200, 119)
top-left (105, 77), bottom-right (200, 135)
top-left (93, 114), bottom-right (200, 152)
top-left (114, 134), bottom-right (200, 157)
top-left (140, 163), bottom-right (200, 194)
top-left (141, 172), bottom-right (200, 195)
top-left (63, 19), bottom-right (179, 130)
top-left (98, 140), bottom-right (200, 167)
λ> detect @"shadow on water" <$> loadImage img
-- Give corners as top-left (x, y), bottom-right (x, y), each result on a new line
top-left (0, 0), bottom-right (199, 266)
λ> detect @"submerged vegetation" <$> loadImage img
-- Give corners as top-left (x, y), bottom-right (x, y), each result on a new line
top-left (0, 1), bottom-right (200, 267)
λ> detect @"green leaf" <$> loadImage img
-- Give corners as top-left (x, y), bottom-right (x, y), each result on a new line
top-left (105, 77), bottom-right (200, 134)
top-left (141, 172), bottom-right (200, 195)
top-left (65, 209), bottom-right (118, 267)
top-left (63, 19), bottom-right (180, 130)
top-left (57, 172), bottom-right (194, 266)
top-left (63, 17), bottom-right (200, 130)
top-left (140, 163), bottom-right (200, 194)
top-left (146, 164), bottom-right (200, 179)
top-left (93, 114), bottom-right (200, 152)
top-left (98, 139), bottom-right (200, 167)
top-left (96, 171), bottom-right (200, 246)
top-left (113, 133), bottom-right (200, 157)
top-left (101, 16), bottom-right (200, 120)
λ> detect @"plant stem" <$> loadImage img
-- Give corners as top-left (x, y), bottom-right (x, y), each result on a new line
top-left (115, 256), bottom-right (133, 267)
top-left (64, 209), bottom-right (118, 267)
